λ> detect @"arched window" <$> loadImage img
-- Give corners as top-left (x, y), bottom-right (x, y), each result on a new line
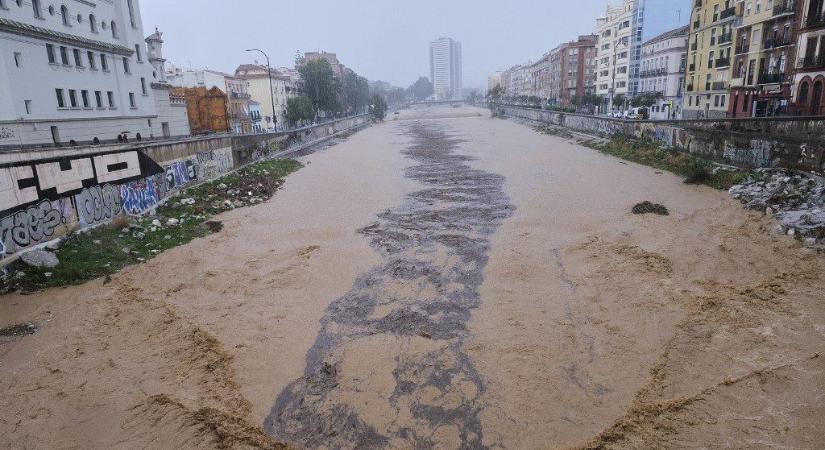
top-left (111, 21), bottom-right (118, 38)
top-left (60, 5), bottom-right (69, 26)
top-left (32, 0), bottom-right (42, 18)
top-left (127, 0), bottom-right (136, 28)
top-left (798, 81), bottom-right (810, 104)
top-left (89, 14), bottom-right (97, 32)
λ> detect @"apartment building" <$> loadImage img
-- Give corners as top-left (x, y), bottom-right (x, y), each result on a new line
top-left (728, 0), bottom-right (800, 117)
top-left (639, 25), bottom-right (688, 119)
top-left (552, 35), bottom-right (599, 108)
top-left (429, 37), bottom-right (463, 100)
top-left (791, 0), bottom-right (825, 115)
top-left (595, 0), bottom-right (645, 109)
top-left (167, 68), bottom-right (252, 134)
top-left (685, 0), bottom-right (737, 119)
top-left (235, 64), bottom-right (296, 131)
top-left (0, 0), bottom-right (188, 147)
top-left (487, 71), bottom-right (503, 93)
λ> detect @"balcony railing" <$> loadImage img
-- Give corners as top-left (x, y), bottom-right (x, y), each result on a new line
top-left (735, 43), bottom-right (750, 54)
top-left (712, 81), bottom-right (727, 90)
top-left (715, 57), bottom-right (731, 67)
top-left (640, 67), bottom-right (668, 77)
top-left (772, 2), bottom-right (794, 16)
top-left (764, 38), bottom-right (793, 49)
top-left (720, 7), bottom-right (736, 20)
top-left (804, 12), bottom-right (825, 29)
top-left (718, 33), bottom-right (733, 45)
top-left (758, 72), bottom-right (786, 84)
top-left (798, 54), bottom-right (825, 69)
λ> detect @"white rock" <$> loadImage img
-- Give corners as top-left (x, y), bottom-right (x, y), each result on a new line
top-left (166, 218), bottom-right (180, 226)
top-left (152, 219), bottom-right (162, 227)
top-left (804, 238), bottom-right (817, 247)
top-left (787, 228), bottom-right (796, 236)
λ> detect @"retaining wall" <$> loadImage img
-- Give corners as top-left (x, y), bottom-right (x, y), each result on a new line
top-left (0, 114), bottom-right (372, 263)
top-left (499, 105), bottom-right (825, 173)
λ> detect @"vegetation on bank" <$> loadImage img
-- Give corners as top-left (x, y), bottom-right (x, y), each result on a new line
top-left (587, 137), bottom-right (752, 190)
top-left (2, 158), bottom-right (303, 293)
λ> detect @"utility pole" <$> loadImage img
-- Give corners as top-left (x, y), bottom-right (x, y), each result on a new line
top-left (246, 49), bottom-right (277, 132)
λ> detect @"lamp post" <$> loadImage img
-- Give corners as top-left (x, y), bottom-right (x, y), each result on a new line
top-left (246, 48), bottom-right (277, 131)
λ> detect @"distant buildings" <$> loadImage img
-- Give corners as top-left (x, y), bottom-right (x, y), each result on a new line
top-left (0, 0), bottom-right (189, 147)
top-left (640, 25), bottom-right (688, 119)
top-left (234, 64), bottom-right (298, 131)
top-left (595, 0), bottom-right (645, 109)
top-left (430, 38), bottom-right (463, 100)
top-left (171, 86), bottom-right (229, 135)
top-left (551, 35), bottom-right (599, 107)
top-left (793, 0), bottom-right (825, 116)
top-left (166, 68), bottom-right (253, 134)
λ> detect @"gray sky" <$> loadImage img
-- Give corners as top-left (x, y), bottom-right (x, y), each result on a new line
top-left (140, 0), bottom-right (689, 89)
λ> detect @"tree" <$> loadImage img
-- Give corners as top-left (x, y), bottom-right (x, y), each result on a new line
top-left (386, 87), bottom-right (407, 105)
top-left (631, 92), bottom-right (659, 108)
top-left (286, 95), bottom-right (315, 127)
top-left (341, 71), bottom-right (370, 115)
top-left (408, 77), bottom-right (434, 101)
top-left (298, 59), bottom-right (339, 116)
top-left (466, 89), bottom-right (481, 105)
top-left (612, 94), bottom-right (626, 110)
top-left (371, 94), bottom-right (387, 121)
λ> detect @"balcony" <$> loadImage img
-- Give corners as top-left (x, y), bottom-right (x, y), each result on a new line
top-left (730, 77), bottom-right (744, 88)
top-left (735, 43), bottom-right (750, 54)
top-left (712, 81), bottom-right (728, 90)
top-left (718, 33), bottom-right (733, 45)
top-left (758, 72), bottom-right (786, 84)
top-left (640, 67), bottom-right (667, 78)
top-left (772, 2), bottom-right (794, 17)
top-left (763, 38), bottom-right (793, 49)
top-left (715, 57), bottom-right (731, 67)
top-left (797, 54), bottom-right (825, 70)
top-left (804, 12), bottom-right (825, 29)
top-left (229, 92), bottom-right (252, 100)
top-left (733, 17), bottom-right (744, 28)
top-left (720, 7), bottom-right (736, 20)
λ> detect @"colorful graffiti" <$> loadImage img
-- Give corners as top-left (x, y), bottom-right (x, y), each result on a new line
top-left (120, 176), bottom-right (164, 216)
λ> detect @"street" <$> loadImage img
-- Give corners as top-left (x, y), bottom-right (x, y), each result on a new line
top-left (1, 105), bottom-right (823, 449)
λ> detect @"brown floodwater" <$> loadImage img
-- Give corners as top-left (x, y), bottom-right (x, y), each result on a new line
top-left (1, 106), bottom-right (823, 449)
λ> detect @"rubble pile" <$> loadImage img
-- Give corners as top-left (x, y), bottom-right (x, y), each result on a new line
top-left (729, 169), bottom-right (825, 247)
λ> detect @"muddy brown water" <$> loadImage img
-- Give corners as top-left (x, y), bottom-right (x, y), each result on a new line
top-left (1, 106), bottom-right (824, 450)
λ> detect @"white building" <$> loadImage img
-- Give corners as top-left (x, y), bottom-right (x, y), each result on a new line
top-left (487, 71), bottom-right (502, 93)
top-left (429, 37), bottom-right (463, 100)
top-left (235, 64), bottom-right (297, 131)
top-left (639, 25), bottom-right (688, 119)
top-left (595, 0), bottom-right (646, 110)
top-left (166, 67), bottom-right (253, 134)
top-left (0, 0), bottom-right (188, 148)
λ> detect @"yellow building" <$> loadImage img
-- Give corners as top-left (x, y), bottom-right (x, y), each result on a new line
top-left (729, 0), bottom-right (799, 117)
top-left (685, 0), bottom-right (737, 118)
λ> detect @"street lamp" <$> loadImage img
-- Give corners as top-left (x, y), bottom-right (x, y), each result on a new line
top-left (246, 48), bottom-right (277, 132)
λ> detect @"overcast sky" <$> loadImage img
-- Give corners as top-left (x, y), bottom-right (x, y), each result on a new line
top-left (140, 0), bottom-right (690, 89)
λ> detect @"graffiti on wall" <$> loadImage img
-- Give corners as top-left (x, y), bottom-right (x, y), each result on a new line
top-left (75, 185), bottom-right (122, 227)
top-left (195, 148), bottom-right (233, 180)
top-left (0, 150), bottom-right (162, 214)
top-left (0, 127), bottom-right (14, 140)
top-left (0, 200), bottom-right (66, 258)
top-left (723, 140), bottom-right (773, 168)
top-left (120, 175), bottom-right (166, 216)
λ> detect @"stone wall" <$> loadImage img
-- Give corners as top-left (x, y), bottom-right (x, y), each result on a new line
top-left (0, 114), bottom-right (372, 263)
top-left (498, 105), bottom-right (825, 174)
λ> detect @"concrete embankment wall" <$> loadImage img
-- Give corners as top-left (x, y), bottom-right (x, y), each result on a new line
top-left (0, 114), bottom-right (372, 263)
top-left (498, 105), bottom-right (825, 173)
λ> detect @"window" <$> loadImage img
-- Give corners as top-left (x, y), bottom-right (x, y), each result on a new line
top-left (129, 92), bottom-right (136, 108)
top-left (127, 0), bottom-right (136, 28)
top-left (111, 21), bottom-right (118, 39)
top-left (33, 0), bottom-right (42, 18)
top-left (24, 100), bottom-right (32, 114)
top-left (88, 51), bottom-right (96, 69)
top-left (81, 90), bottom-right (89, 108)
top-left (135, 44), bottom-right (142, 62)
top-left (95, 91), bottom-right (103, 108)
top-left (59, 46), bottom-right (69, 65)
top-left (60, 5), bottom-right (69, 26)
top-left (107, 91), bottom-right (115, 108)
top-left (140, 77), bottom-right (147, 95)
top-left (100, 54), bottom-right (108, 71)
top-left (55, 89), bottom-right (65, 108)
top-left (89, 14), bottom-right (96, 32)
top-left (799, 82), bottom-right (810, 103)
top-left (122, 57), bottom-right (130, 74)
top-left (73, 48), bottom-right (82, 67)
top-left (13, 52), bottom-right (21, 67)
top-left (68, 89), bottom-right (77, 108)
top-left (46, 44), bottom-right (55, 63)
